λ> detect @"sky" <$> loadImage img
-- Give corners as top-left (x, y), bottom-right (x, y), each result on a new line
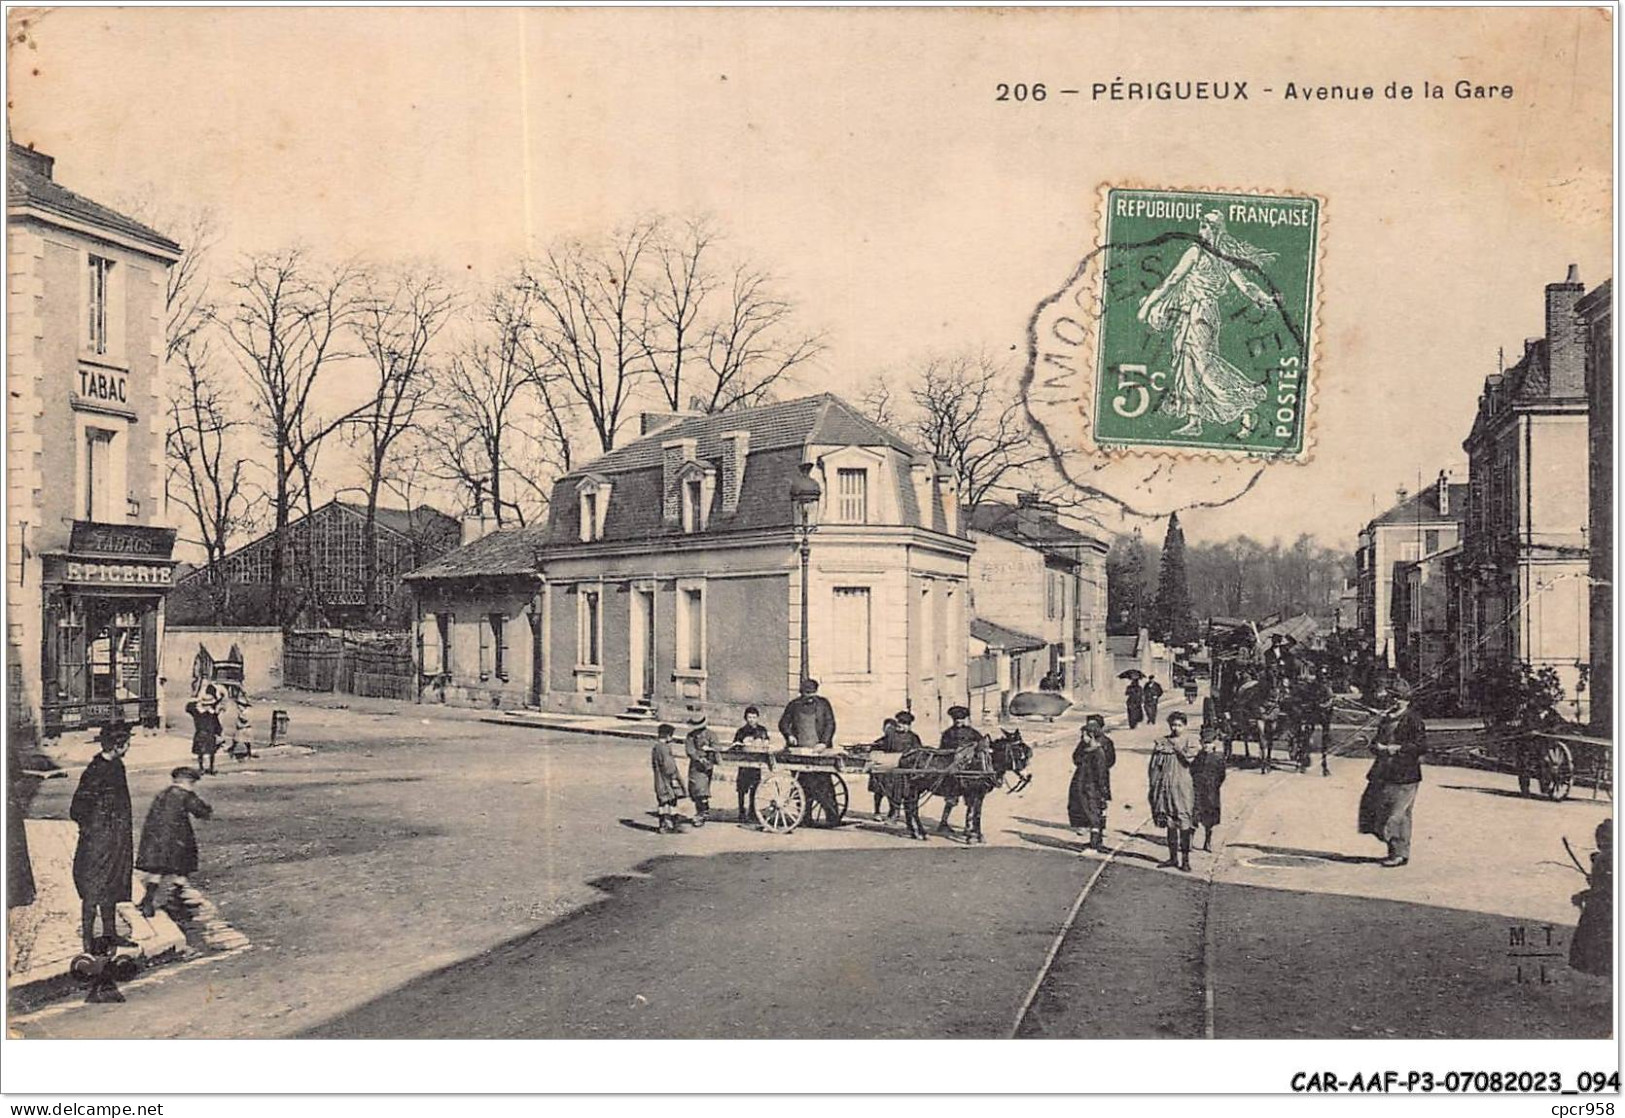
top-left (6, 6), bottom-right (1613, 551)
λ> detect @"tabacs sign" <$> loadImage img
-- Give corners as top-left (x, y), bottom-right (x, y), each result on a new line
top-left (70, 522), bottom-right (177, 559)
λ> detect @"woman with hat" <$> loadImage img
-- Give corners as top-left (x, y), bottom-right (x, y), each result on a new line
top-left (1147, 710), bottom-right (1200, 870)
top-left (70, 720), bottom-right (136, 951)
top-left (188, 679), bottom-right (225, 775)
top-left (1357, 681), bottom-right (1426, 867)
top-left (1068, 713), bottom-right (1116, 851)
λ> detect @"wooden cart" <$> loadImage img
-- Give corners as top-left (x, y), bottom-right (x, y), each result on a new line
top-left (710, 745), bottom-right (874, 834)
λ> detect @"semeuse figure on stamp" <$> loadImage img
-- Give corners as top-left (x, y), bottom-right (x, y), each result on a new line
top-left (1136, 210), bottom-right (1273, 438)
top-left (70, 719), bottom-right (136, 951)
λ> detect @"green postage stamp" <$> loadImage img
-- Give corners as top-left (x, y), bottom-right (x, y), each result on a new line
top-left (1031, 187), bottom-right (1322, 461)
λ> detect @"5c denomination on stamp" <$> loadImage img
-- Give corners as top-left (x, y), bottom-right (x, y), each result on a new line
top-left (1031, 186), bottom-right (1322, 464)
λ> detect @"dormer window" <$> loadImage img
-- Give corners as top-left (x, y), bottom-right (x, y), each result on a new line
top-left (675, 461), bottom-right (713, 534)
top-left (577, 476), bottom-right (611, 542)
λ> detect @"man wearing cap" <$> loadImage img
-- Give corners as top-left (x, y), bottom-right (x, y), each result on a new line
top-left (70, 720), bottom-right (136, 951)
top-left (869, 710), bottom-right (922, 820)
top-left (935, 705), bottom-right (987, 834)
top-left (684, 715), bottom-right (721, 826)
top-left (778, 678), bottom-right (836, 749)
top-left (732, 706), bottom-right (771, 824)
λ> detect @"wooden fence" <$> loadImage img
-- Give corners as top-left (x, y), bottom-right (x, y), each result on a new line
top-left (283, 631), bottom-right (415, 700)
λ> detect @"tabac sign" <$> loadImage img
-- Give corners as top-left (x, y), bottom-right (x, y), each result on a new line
top-left (74, 364), bottom-right (133, 411)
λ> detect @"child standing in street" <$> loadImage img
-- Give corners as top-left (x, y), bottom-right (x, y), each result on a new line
top-left (650, 724), bottom-right (685, 834)
top-left (1192, 739), bottom-right (1226, 853)
top-left (135, 767), bottom-right (214, 918)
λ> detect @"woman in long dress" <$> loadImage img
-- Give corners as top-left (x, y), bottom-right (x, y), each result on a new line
top-left (1068, 713), bottom-right (1116, 851)
top-left (1137, 211), bottom-right (1274, 438)
top-left (1147, 711), bottom-right (1201, 870)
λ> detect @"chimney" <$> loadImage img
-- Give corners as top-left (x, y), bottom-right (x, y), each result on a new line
top-left (461, 491), bottom-right (494, 546)
top-left (720, 431), bottom-right (749, 514)
top-left (1544, 264), bottom-right (1586, 396)
top-left (936, 467), bottom-right (961, 535)
top-left (642, 412), bottom-right (683, 437)
top-left (1436, 470), bottom-right (1450, 517)
top-left (1394, 485), bottom-right (1408, 508)
top-left (1015, 491), bottom-right (1058, 535)
top-left (661, 439), bottom-right (696, 524)
top-left (909, 461), bottom-right (932, 526)
top-left (9, 141), bottom-right (54, 180)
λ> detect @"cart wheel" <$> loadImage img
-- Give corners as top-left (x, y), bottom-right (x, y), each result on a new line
top-left (805, 773), bottom-right (850, 827)
top-left (754, 771), bottom-right (806, 833)
top-left (1539, 742), bottom-right (1574, 802)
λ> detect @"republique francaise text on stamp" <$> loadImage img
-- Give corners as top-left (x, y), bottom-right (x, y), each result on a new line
top-left (1029, 187), bottom-right (1322, 462)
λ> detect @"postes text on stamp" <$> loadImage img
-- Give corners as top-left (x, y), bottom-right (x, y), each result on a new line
top-left (1081, 187), bottom-right (1320, 459)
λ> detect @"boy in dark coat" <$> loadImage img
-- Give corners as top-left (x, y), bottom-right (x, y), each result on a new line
top-left (1068, 714), bottom-right (1116, 850)
top-left (651, 724), bottom-right (685, 834)
top-left (684, 716), bottom-right (719, 826)
top-left (70, 721), bottom-right (135, 951)
top-left (732, 706), bottom-right (771, 824)
top-left (136, 767), bottom-right (214, 917)
top-left (1191, 741), bottom-right (1226, 852)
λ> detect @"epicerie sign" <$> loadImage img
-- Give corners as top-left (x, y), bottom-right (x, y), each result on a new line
top-left (64, 560), bottom-right (172, 586)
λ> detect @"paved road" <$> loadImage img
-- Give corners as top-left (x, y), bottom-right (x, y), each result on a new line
top-left (9, 695), bottom-right (1610, 1039)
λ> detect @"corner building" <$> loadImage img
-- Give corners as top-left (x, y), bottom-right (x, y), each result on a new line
top-left (7, 143), bottom-right (181, 740)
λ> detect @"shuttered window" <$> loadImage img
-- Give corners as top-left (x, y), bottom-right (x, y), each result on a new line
top-left (837, 468), bottom-right (868, 523)
top-left (580, 590), bottom-right (602, 667)
top-left (832, 587), bottom-right (872, 674)
top-left (492, 614), bottom-right (510, 679)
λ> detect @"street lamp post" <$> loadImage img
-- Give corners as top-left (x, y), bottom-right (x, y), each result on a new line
top-left (789, 462), bottom-right (823, 683)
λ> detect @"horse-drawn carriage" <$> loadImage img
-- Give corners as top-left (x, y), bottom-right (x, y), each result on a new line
top-left (710, 728), bottom-right (1033, 841)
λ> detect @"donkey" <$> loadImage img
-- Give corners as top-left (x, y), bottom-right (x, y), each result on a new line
top-left (877, 729), bottom-right (1030, 844)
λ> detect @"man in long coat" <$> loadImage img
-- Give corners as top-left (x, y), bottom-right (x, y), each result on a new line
top-left (778, 678), bottom-right (836, 748)
top-left (1068, 713), bottom-right (1116, 850)
top-left (70, 721), bottom-right (136, 951)
top-left (136, 767), bottom-right (214, 917)
top-left (684, 716), bottom-right (720, 826)
top-left (1357, 684), bottom-right (1426, 867)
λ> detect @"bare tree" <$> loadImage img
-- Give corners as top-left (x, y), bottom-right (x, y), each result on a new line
top-left (696, 263), bottom-right (824, 412)
top-left (640, 217), bottom-right (824, 414)
top-left (165, 339), bottom-right (261, 564)
top-left (427, 281), bottom-right (561, 528)
top-left (524, 220), bottom-right (659, 453)
top-left (348, 265), bottom-right (457, 617)
top-left (876, 352), bottom-right (1047, 513)
top-left (217, 250), bottom-right (363, 625)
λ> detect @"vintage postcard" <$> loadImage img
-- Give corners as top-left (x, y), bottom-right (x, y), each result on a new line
top-left (1, 4), bottom-right (1615, 1103)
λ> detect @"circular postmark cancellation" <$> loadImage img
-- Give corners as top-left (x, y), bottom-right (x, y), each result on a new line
top-left (1021, 185), bottom-right (1325, 518)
